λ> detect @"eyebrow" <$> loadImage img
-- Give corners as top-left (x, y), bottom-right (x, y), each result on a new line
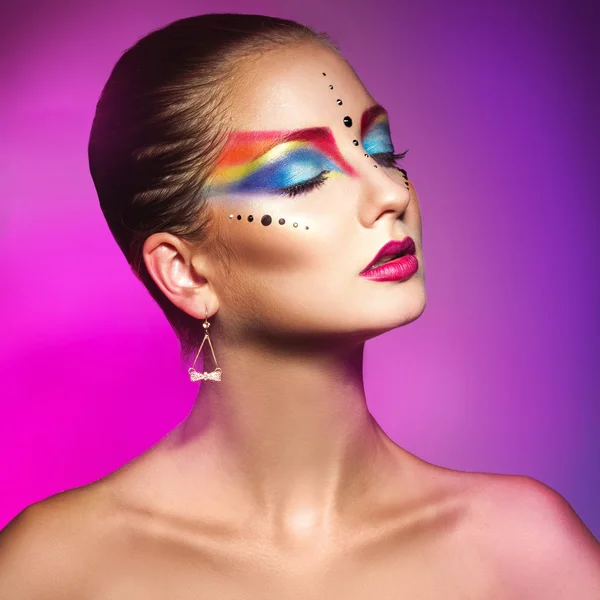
top-left (213, 104), bottom-right (389, 173)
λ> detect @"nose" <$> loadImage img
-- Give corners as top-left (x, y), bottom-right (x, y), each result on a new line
top-left (357, 164), bottom-right (411, 228)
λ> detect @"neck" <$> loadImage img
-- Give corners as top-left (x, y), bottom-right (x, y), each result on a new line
top-left (172, 340), bottom-right (398, 528)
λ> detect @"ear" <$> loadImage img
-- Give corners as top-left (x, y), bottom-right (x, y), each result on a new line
top-left (142, 232), bottom-right (219, 320)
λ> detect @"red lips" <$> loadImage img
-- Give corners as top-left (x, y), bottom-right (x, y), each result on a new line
top-left (360, 237), bottom-right (416, 274)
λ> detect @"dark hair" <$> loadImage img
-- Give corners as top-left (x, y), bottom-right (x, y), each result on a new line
top-left (88, 14), bottom-right (336, 359)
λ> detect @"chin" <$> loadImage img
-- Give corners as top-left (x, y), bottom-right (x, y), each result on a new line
top-left (357, 281), bottom-right (427, 340)
top-left (387, 278), bottom-right (427, 327)
top-left (402, 298), bottom-right (427, 326)
top-left (391, 288), bottom-right (427, 329)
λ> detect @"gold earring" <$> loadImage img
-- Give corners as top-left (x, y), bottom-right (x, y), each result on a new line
top-left (188, 308), bottom-right (222, 382)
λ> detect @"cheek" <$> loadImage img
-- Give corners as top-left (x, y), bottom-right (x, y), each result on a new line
top-left (209, 198), bottom-right (324, 278)
top-left (208, 198), bottom-right (354, 326)
top-left (207, 177), bottom-right (358, 290)
top-left (211, 172), bottom-right (419, 255)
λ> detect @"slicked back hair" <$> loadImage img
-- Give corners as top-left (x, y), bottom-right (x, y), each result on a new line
top-left (88, 14), bottom-right (335, 359)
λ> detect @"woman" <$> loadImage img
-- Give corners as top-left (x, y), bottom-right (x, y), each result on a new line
top-left (1, 13), bottom-right (598, 598)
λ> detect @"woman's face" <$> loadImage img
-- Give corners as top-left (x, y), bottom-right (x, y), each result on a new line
top-left (199, 41), bottom-right (425, 344)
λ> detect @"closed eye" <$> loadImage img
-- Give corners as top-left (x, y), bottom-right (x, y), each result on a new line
top-left (278, 170), bottom-right (330, 197)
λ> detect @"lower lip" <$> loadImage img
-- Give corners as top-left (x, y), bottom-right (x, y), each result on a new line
top-left (359, 254), bottom-right (419, 282)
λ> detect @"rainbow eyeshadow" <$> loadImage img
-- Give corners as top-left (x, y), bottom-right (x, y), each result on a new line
top-left (360, 105), bottom-right (394, 156)
top-left (207, 127), bottom-right (358, 195)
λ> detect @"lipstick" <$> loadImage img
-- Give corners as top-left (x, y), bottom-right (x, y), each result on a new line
top-left (359, 237), bottom-right (418, 282)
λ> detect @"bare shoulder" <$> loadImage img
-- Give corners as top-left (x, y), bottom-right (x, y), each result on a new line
top-left (464, 471), bottom-right (600, 598)
top-left (467, 472), bottom-right (600, 551)
top-left (0, 481), bottom-right (117, 599)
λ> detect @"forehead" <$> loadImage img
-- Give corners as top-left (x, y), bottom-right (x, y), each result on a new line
top-left (225, 41), bottom-right (376, 133)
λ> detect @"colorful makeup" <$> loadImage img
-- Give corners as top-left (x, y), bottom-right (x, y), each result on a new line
top-left (360, 106), bottom-right (395, 156)
top-left (228, 212), bottom-right (309, 229)
top-left (361, 105), bottom-right (409, 176)
top-left (215, 65), bottom-right (410, 238)
top-left (323, 68), bottom-right (405, 173)
top-left (207, 127), bottom-right (357, 196)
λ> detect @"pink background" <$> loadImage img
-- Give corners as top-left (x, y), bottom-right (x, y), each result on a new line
top-left (1, 0), bottom-right (599, 535)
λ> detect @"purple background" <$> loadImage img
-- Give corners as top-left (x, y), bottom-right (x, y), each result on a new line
top-left (1, 0), bottom-right (599, 536)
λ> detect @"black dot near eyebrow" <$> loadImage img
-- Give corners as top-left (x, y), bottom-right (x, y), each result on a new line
top-left (278, 218), bottom-right (285, 225)
top-left (329, 84), bottom-right (333, 89)
top-left (237, 215), bottom-right (242, 220)
top-left (336, 99), bottom-right (343, 105)
top-left (305, 226), bottom-right (309, 230)
top-left (248, 215), bottom-right (254, 221)
top-left (261, 215), bottom-right (272, 226)
top-left (353, 140), bottom-right (359, 146)
top-left (322, 72), bottom-right (326, 76)
top-left (343, 116), bottom-right (352, 127)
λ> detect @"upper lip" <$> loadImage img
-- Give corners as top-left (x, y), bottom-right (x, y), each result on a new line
top-left (360, 237), bottom-right (416, 273)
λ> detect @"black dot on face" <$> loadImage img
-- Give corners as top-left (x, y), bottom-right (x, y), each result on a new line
top-left (322, 72), bottom-right (326, 76)
top-left (364, 153), bottom-right (369, 157)
top-left (278, 218), bottom-right (285, 225)
top-left (353, 140), bottom-right (359, 146)
top-left (261, 215), bottom-right (272, 226)
top-left (374, 165), bottom-right (378, 168)
top-left (343, 116), bottom-right (352, 127)
top-left (237, 215), bottom-right (242, 220)
top-left (329, 84), bottom-right (333, 89)
top-left (336, 99), bottom-right (343, 105)
top-left (248, 215), bottom-right (254, 222)
top-left (293, 222), bottom-right (298, 228)
top-left (305, 226), bottom-right (309, 230)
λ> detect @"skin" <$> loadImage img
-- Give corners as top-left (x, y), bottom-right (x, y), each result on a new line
top-left (1, 40), bottom-right (599, 599)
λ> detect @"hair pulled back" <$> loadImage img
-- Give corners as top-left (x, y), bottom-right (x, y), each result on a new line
top-left (88, 14), bottom-right (335, 358)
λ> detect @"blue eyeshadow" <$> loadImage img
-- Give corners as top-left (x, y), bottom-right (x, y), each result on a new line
top-left (362, 120), bottom-right (394, 156)
top-left (227, 146), bottom-right (343, 194)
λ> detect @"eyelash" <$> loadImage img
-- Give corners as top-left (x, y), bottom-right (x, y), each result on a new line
top-left (276, 148), bottom-right (408, 197)
top-left (370, 149), bottom-right (408, 168)
top-left (278, 171), bottom-right (329, 197)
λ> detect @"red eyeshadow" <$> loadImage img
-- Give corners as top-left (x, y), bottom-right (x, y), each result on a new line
top-left (216, 127), bottom-right (357, 176)
top-left (360, 105), bottom-right (388, 137)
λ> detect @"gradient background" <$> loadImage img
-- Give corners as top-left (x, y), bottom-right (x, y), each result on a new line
top-left (1, 0), bottom-right (598, 536)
